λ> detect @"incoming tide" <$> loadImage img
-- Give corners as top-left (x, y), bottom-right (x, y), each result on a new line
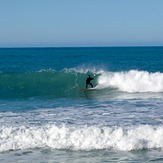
top-left (1, 47), bottom-right (163, 162)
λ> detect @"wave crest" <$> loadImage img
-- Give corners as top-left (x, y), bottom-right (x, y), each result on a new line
top-left (97, 70), bottom-right (163, 93)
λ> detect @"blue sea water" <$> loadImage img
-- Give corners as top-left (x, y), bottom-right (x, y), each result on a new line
top-left (1, 47), bottom-right (163, 162)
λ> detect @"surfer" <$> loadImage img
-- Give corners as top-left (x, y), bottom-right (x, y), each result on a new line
top-left (86, 75), bottom-right (94, 89)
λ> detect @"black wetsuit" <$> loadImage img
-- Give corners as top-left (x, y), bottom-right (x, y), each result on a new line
top-left (86, 76), bottom-right (94, 88)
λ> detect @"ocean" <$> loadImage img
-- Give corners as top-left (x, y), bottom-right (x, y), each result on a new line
top-left (1, 47), bottom-right (163, 162)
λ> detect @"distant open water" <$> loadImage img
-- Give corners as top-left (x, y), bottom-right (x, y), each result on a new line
top-left (1, 47), bottom-right (163, 162)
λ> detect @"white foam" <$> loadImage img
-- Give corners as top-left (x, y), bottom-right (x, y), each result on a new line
top-left (97, 70), bottom-right (163, 93)
top-left (1, 125), bottom-right (163, 152)
top-left (37, 69), bottom-right (56, 73)
top-left (64, 67), bottom-right (104, 75)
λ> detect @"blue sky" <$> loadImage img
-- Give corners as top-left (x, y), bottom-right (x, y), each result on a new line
top-left (0, 0), bottom-right (163, 47)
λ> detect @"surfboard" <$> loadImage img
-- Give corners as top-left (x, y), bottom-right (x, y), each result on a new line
top-left (80, 88), bottom-right (96, 91)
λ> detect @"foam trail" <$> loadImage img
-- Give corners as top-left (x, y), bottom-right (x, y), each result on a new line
top-left (97, 70), bottom-right (163, 93)
top-left (1, 125), bottom-right (163, 152)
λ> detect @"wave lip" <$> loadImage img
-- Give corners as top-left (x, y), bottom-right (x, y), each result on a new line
top-left (97, 70), bottom-right (163, 93)
top-left (1, 125), bottom-right (163, 152)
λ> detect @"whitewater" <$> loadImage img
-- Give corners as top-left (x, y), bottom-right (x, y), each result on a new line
top-left (97, 70), bottom-right (163, 93)
top-left (1, 47), bottom-right (163, 162)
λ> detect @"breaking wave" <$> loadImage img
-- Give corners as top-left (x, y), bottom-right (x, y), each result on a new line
top-left (97, 70), bottom-right (163, 93)
top-left (1, 124), bottom-right (163, 152)
top-left (1, 68), bottom-right (163, 98)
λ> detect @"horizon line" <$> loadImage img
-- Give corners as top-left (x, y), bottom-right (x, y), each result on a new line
top-left (0, 45), bottom-right (163, 49)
